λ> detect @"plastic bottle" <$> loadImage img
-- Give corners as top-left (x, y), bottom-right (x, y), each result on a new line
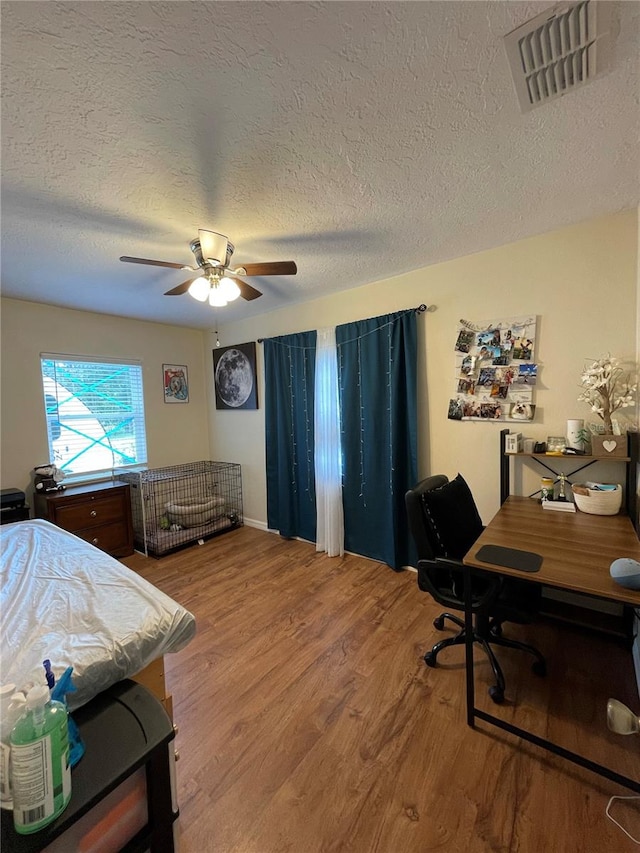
top-left (10, 684), bottom-right (72, 834)
top-left (0, 684), bottom-right (26, 810)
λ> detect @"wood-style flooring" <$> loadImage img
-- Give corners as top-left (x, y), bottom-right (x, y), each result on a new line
top-left (123, 526), bottom-right (640, 853)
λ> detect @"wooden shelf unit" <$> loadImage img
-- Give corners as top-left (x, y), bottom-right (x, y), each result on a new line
top-left (499, 428), bottom-right (639, 641)
top-left (499, 428), bottom-right (638, 534)
top-left (507, 452), bottom-right (630, 461)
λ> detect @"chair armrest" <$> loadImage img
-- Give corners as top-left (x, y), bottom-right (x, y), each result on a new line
top-left (417, 557), bottom-right (502, 612)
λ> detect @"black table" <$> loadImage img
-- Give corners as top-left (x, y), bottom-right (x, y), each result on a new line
top-left (2, 680), bottom-right (177, 852)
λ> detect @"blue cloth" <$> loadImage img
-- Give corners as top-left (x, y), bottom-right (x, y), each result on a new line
top-left (51, 667), bottom-right (85, 767)
top-left (264, 331), bottom-right (318, 541)
top-left (336, 310), bottom-right (418, 570)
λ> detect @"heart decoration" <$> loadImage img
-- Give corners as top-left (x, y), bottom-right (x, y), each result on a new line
top-left (603, 440), bottom-right (617, 453)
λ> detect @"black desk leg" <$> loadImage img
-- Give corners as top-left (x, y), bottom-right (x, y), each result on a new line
top-left (464, 564), bottom-right (475, 727)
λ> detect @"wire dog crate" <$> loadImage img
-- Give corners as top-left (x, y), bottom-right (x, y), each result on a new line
top-left (121, 461), bottom-right (242, 556)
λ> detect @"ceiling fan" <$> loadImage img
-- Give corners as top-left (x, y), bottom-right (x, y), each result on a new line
top-left (120, 229), bottom-right (297, 307)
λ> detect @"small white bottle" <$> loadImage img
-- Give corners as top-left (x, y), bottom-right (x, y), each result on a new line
top-left (0, 683), bottom-right (23, 810)
top-left (10, 684), bottom-right (72, 834)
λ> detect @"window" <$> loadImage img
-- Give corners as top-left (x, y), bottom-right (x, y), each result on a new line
top-left (40, 354), bottom-right (147, 481)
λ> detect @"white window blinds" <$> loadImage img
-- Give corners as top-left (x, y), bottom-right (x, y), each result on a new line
top-left (40, 354), bottom-right (148, 479)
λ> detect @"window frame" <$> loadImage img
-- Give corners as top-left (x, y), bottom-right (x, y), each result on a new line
top-left (40, 353), bottom-right (148, 484)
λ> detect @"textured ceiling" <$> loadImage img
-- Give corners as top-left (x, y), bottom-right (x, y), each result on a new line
top-left (2, 1), bottom-right (638, 329)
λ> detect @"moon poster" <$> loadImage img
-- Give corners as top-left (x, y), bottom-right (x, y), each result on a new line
top-left (213, 342), bottom-right (258, 410)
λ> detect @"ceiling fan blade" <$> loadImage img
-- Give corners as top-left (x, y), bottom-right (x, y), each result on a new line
top-left (229, 276), bottom-right (262, 301)
top-left (120, 256), bottom-right (189, 270)
top-left (238, 261), bottom-right (297, 276)
top-left (164, 278), bottom-right (199, 296)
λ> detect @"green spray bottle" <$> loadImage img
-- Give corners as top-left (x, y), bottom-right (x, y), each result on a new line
top-left (10, 684), bottom-right (71, 834)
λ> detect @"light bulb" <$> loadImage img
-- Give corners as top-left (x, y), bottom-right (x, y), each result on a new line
top-left (208, 285), bottom-right (228, 308)
top-left (220, 276), bottom-right (240, 301)
top-left (607, 699), bottom-right (640, 735)
top-left (188, 277), bottom-right (210, 302)
top-left (199, 230), bottom-right (228, 266)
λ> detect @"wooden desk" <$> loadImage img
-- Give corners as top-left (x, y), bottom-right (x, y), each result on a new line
top-left (463, 497), bottom-right (640, 792)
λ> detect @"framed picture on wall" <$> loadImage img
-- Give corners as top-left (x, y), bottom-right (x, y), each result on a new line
top-left (163, 364), bottom-right (189, 403)
top-left (213, 342), bottom-right (258, 410)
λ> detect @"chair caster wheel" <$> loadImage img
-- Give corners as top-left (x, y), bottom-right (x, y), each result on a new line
top-left (424, 651), bottom-right (437, 668)
top-left (433, 616), bottom-right (445, 631)
top-left (490, 623), bottom-right (503, 638)
top-left (489, 686), bottom-right (504, 704)
top-left (532, 660), bottom-right (547, 677)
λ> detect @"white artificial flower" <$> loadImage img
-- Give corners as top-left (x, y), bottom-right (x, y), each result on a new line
top-left (578, 354), bottom-right (637, 433)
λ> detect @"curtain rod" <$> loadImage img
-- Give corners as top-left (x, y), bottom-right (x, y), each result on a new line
top-left (257, 304), bottom-right (429, 343)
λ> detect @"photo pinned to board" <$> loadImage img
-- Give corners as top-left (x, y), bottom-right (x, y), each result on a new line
top-left (449, 314), bottom-right (538, 422)
top-left (514, 363), bottom-right (537, 385)
top-left (455, 329), bottom-right (476, 354)
top-left (478, 367), bottom-right (496, 387)
top-left (457, 378), bottom-right (476, 394)
top-left (490, 383), bottom-right (509, 399)
top-left (509, 401), bottom-right (536, 421)
top-left (460, 355), bottom-right (476, 375)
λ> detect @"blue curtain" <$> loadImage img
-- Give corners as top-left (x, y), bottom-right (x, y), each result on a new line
top-left (264, 331), bottom-right (317, 541)
top-left (336, 310), bottom-right (418, 570)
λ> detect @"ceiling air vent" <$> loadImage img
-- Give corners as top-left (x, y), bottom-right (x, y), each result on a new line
top-left (504, 1), bottom-right (614, 112)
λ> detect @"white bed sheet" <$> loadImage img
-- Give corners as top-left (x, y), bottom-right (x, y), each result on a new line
top-left (1, 519), bottom-right (196, 710)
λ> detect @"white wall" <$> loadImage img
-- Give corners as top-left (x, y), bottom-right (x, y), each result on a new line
top-left (1, 211), bottom-right (637, 526)
top-left (207, 210), bottom-right (639, 526)
top-left (0, 300), bottom-right (211, 497)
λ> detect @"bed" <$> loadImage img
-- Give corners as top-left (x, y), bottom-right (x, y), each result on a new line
top-left (1, 519), bottom-right (196, 713)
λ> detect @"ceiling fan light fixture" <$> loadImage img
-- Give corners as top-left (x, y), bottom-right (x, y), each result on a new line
top-left (607, 698), bottom-right (640, 735)
top-left (208, 285), bottom-right (228, 308)
top-left (199, 230), bottom-right (229, 267)
top-left (188, 277), bottom-right (210, 302)
top-left (121, 228), bottom-right (291, 303)
top-left (220, 276), bottom-right (241, 302)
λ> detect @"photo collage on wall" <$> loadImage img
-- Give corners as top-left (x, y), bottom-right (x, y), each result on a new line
top-left (448, 315), bottom-right (538, 422)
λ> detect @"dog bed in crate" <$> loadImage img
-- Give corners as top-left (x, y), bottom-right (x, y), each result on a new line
top-left (165, 495), bottom-right (226, 528)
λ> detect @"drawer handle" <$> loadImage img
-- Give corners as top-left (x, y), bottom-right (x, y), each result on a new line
top-left (92, 538), bottom-right (99, 545)
top-left (90, 510), bottom-right (97, 517)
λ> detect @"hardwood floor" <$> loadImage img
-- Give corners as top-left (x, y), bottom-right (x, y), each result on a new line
top-left (123, 526), bottom-right (640, 852)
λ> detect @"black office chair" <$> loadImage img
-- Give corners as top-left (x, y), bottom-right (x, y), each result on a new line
top-left (405, 473), bottom-right (546, 703)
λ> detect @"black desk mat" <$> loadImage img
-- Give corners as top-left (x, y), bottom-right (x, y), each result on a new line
top-left (475, 544), bottom-right (543, 573)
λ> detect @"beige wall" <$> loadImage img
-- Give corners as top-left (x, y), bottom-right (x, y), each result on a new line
top-left (0, 300), bottom-right (211, 497)
top-left (208, 210), bottom-right (639, 525)
top-left (1, 211), bottom-right (637, 526)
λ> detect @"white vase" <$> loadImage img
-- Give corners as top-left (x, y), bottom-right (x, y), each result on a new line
top-left (566, 419), bottom-right (584, 450)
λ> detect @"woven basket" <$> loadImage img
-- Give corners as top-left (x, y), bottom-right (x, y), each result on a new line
top-left (572, 484), bottom-right (622, 516)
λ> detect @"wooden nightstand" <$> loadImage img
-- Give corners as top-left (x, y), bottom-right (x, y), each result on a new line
top-left (34, 481), bottom-right (134, 557)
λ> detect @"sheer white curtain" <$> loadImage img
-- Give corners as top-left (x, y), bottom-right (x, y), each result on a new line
top-left (314, 327), bottom-right (344, 556)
